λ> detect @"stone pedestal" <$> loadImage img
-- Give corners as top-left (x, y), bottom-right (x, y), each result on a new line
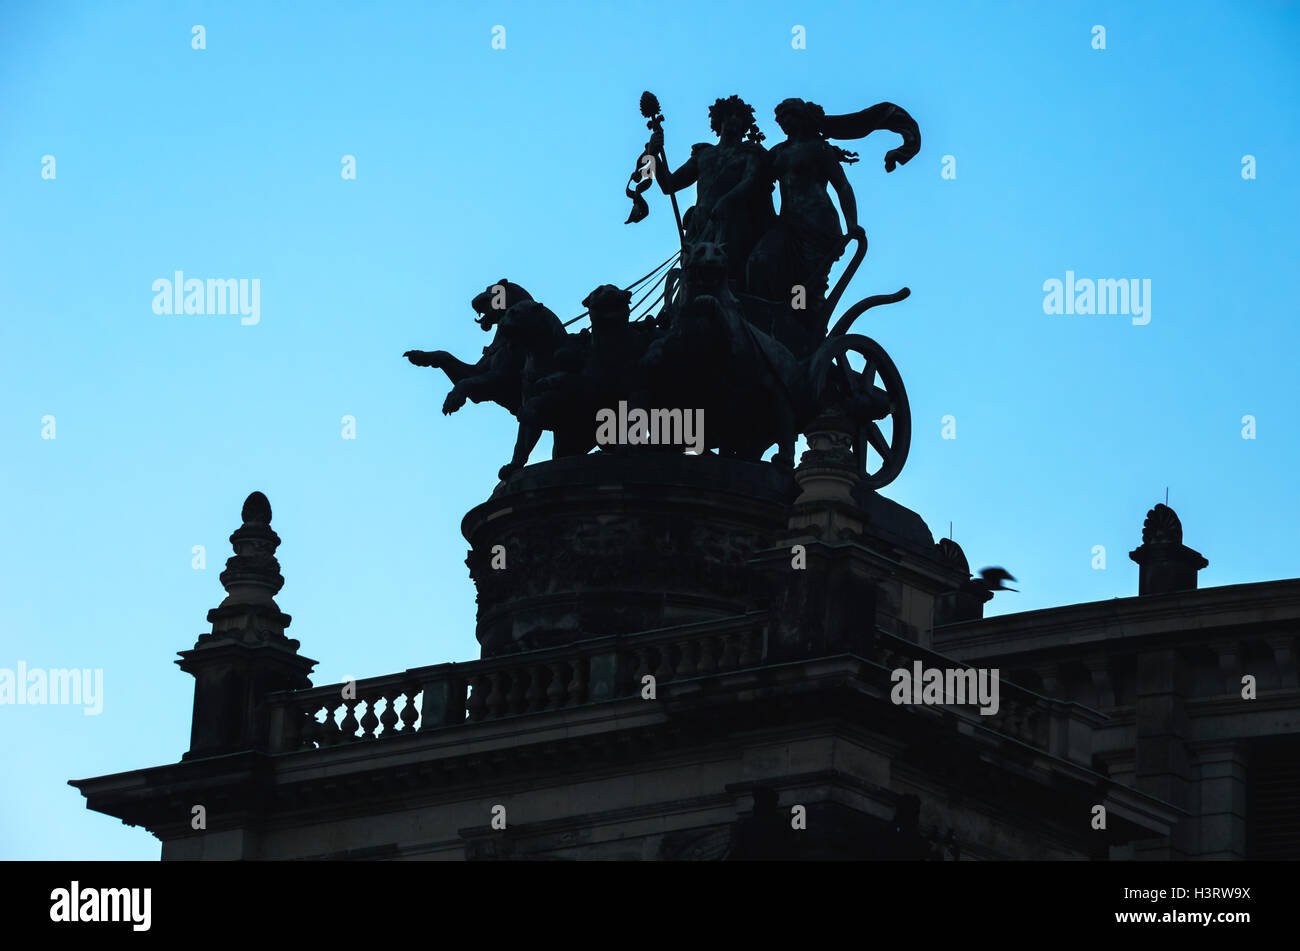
top-left (462, 452), bottom-right (797, 656)
top-left (1129, 503), bottom-right (1208, 595)
top-left (755, 414), bottom-right (967, 654)
top-left (463, 442), bottom-right (969, 658)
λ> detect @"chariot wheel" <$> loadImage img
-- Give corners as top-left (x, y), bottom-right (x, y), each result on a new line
top-left (808, 333), bottom-right (911, 490)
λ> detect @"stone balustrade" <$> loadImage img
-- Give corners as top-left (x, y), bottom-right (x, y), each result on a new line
top-left (866, 627), bottom-right (1090, 762)
top-left (264, 619), bottom-right (1086, 763)
top-left (265, 617), bottom-right (769, 752)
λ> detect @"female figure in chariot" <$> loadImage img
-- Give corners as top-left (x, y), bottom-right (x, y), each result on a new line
top-left (747, 97), bottom-right (921, 337)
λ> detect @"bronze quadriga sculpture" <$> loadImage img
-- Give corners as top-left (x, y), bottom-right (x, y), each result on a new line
top-left (406, 91), bottom-right (921, 490)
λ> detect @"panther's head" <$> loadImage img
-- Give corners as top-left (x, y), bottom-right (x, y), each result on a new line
top-left (471, 279), bottom-right (534, 329)
top-left (582, 284), bottom-right (632, 331)
top-left (682, 242), bottom-right (729, 292)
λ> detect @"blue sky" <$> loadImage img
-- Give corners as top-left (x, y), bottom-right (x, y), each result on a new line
top-left (2, 1), bottom-right (1297, 859)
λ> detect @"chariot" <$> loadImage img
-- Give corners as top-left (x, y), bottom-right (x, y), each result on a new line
top-left (652, 232), bottom-right (912, 490)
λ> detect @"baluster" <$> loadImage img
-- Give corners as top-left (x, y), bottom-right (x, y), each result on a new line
top-left (632, 648), bottom-right (653, 685)
top-left (507, 668), bottom-right (528, 715)
top-left (718, 634), bottom-right (739, 671)
top-left (676, 639), bottom-right (697, 678)
top-left (400, 684), bottom-right (420, 732)
top-left (654, 643), bottom-right (675, 682)
top-left (697, 636), bottom-right (717, 675)
top-left (360, 694), bottom-right (381, 739)
top-left (738, 629), bottom-right (759, 666)
top-left (320, 702), bottom-right (341, 745)
top-left (380, 688), bottom-right (401, 736)
top-left (526, 664), bottom-right (547, 712)
top-left (1007, 707), bottom-right (1024, 740)
top-left (466, 675), bottom-right (488, 722)
top-left (546, 662), bottom-right (568, 709)
top-left (312, 704), bottom-right (330, 747)
top-left (338, 699), bottom-right (360, 743)
top-left (486, 671), bottom-right (506, 718)
top-left (566, 657), bottom-right (587, 706)
top-left (300, 703), bottom-right (321, 749)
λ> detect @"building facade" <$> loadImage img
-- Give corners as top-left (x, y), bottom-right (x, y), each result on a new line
top-left (71, 423), bottom-right (1298, 860)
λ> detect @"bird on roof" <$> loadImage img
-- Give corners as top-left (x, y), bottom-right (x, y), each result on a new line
top-left (976, 567), bottom-right (1018, 592)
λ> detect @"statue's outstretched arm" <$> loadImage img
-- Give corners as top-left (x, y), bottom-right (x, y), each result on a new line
top-left (653, 148), bottom-right (698, 196)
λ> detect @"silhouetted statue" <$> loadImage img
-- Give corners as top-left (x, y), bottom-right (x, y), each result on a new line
top-left (491, 299), bottom-right (578, 480)
top-left (404, 279), bottom-right (543, 416)
top-left (747, 99), bottom-right (920, 325)
top-left (644, 241), bottom-right (803, 466)
top-left (646, 95), bottom-right (775, 291)
top-left (405, 91), bottom-right (920, 488)
top-left (572, 284), bottom-right (657, 416)
top-left (513, 284), bottom-right (661, 473)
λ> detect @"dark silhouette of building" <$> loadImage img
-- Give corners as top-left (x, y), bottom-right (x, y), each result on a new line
top-left (70, 423), bottom-right (1299, 860)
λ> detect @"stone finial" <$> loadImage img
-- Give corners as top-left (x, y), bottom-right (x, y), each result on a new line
top-left (203, 491), bottom-right (293, 643)
top-left (933, 538), bottom-right (993, 624)
top-left (935, 538), bottom-right (970, 576)
top-left (1129, 503), bottom-right (1208, 596)
top-left (242, 490), bottom-right (273, 525)
top-left (1140, 503), bottom-right (1182, 545)
top-left (178, 491), bottom-right (314, 759)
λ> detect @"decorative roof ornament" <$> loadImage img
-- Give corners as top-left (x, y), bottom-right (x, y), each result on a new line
top-left (200, 491), bottom-right (294, 646)
top-left (218, 491), bottom-right (284, 604)
top-left (241, 490), bottom-right (273, 526)
top-left (1141, 502), bottom-right (1182, 545)
top-left (935, 538), bottom-right (970, 576)
top-left (1130, 503), bottom-right (1208, 596)
top-left (177, 491), bottom-right (315, 757)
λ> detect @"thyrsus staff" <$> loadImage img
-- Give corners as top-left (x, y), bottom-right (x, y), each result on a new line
top-left (625, 91), bottom-right (684, 249)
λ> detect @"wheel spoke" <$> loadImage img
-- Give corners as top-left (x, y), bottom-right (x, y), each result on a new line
top-left (860, 357), bottom-right (876, 389)
top-left (834, 355), bottom-right (856, 396)
top-left (834, 351), bottom-right (875, 401)
top-left (866, 422), bottom-right (892, 463)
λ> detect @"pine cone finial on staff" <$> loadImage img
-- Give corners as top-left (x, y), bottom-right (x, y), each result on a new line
top-left (640, 91), bottom-right (661, 120)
